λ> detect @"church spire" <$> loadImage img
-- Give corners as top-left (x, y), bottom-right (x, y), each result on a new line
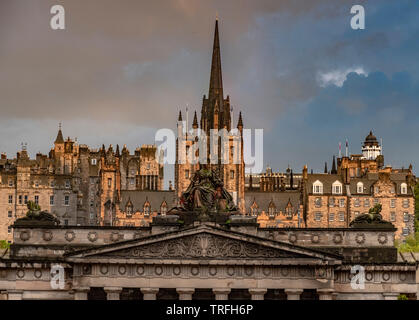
top-left (209, 19), bottom-right (223, 98)
top-left (178, 110), bottom-right (183, 121)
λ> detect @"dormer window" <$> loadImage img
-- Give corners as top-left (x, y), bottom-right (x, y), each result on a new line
top-left (332, 181), bottom-right (342, 195)
top-left (401, 183), bottom-right (407, 195)
top-left (160, 201), bottom-right (167, 216)
top-left (357, 182), bottom-right (363, 194)
top-left (144, 202), bottom-right (150, 216)
top-left (250, 200), bottom-right (259, 216)
top-left (313, 180), bottom-right (323, 194)
top-left (268, 201), bottom-right (276, 217)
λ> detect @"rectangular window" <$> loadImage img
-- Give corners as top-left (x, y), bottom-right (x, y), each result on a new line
top-left (64, 195), bottom-right (70, 206)
top-left (91, 159), bottom-right (97, 165)
top-left (374, 198), bottom-right (379, 205)
top-left (314, 197), bottom-right (322, 208)
top-left (329, 213), bottom-right (335, 222)
top-left (403, 199), bottom-right (409, 208)
top-left (7, 226), bottom-right (11, 234)
top-left (8, 180), bottom-right (13, 187)
top-left (50, 195), bottom-right (54, 206)
top-left (390, 212), bottom-right (396, 222)
top-left (185, 170), bottom-right (190, 179)
top-left (8, 211), bottom-right (12, 218)
top-left (230, 170), bottom-right (235, 179)
top-left (403, 228), bottom-right (410, 236)
top-left (364, 199), bottom-right (370, 207)
top-left (107, 178), bottom-right (112, 187)
top-left (130, 178), bottom-right (135, 185)
top-left (354, 198), bottom-right (360, 207)
top-left (354, 211), bottom-right (360, 218)
top-left (18, 195), bottom-right (22, 205)
top-left (8, 195), bottom-right (13, 204)
top-left (65, 180), bottom-right (70, 188)
top-left (329, 198), bottom-right (335, 207)
top-left (24, 195), bottom-right (28, 204)
top-left (338, 212), bottom-right (345, 222)
top-left (34, 195), bottom-right (39, 204)
top-left (404, 212), bottom-right (409, 222)
top-left (339, 199), bottom-right (345, 207)
top-left (50, 180), bottom-right (55, 188)
top-left (64, 220), bottom-right (68, 226)
top-left (390, 199), bottom-right (396, 208)
top-left (314, 212), bottom-right (322, 221)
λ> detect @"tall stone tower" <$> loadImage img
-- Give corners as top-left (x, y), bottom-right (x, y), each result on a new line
top-left (175, 19), bottom-right (245, 212)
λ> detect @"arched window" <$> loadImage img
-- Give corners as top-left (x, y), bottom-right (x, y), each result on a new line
top-left (332, 181), bottom-right (342, 195)
top-left (401, 183), bottom-right (408, 195)
top-left (312, 180), bottom-right (323, 194)
top-left (357, 182), bottom-right (364, 194)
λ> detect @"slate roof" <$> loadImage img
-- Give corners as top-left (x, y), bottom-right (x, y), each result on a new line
top-left (120, 190), bottom-right (176, 212)
top-left (245, 191), bottom-right (301, 213)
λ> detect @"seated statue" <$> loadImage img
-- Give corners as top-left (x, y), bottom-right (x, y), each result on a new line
top-left (168, 165), bottom-right (238, 222)
top-left (349, 204), bottom-right (393, 227)
top-left (15, 201), bottom-right (61, 226)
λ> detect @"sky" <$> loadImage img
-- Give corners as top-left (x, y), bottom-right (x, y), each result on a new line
top-left (0, 0), bottom-right (418, 186)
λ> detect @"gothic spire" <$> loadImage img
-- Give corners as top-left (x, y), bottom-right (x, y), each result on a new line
top-left (178, 110), bottom-right (182, 121)
top-left (209, 19), bottom-right (223, 99)
top-left (324, 162), bottom-right (328, 174)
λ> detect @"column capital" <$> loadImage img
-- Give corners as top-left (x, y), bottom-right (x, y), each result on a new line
top-left (141, 288), bottom-right (159, 294)
top-left (317, 288), bottom-right (334, 300)
top-left (177, 288), bottom-right (195, 300)
top-left (104, 287), bottom-right (123, 293)
top-left (285, 289), bottom-right (303, 300)
top-left (213, 288), bottom-right (231, 294)
top-left (249, 288), bottom-right (267, 295)
top-left (284, 289), bottom-right (303, 294)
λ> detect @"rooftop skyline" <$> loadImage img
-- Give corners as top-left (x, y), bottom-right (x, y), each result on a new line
top-left (0, 0), bottom-right (418, 183)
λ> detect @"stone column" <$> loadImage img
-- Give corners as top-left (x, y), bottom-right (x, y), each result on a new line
top-left (249, 288), bottom-right (267, 300)
top-left (104, 287), bottom-right (123, 300)
top-left (213, 288), bottom-right (231, 300)
top-left (177, 288), bottom-right (195, 300)
top-left (7, 290), bottom-right (23, 300)
top-left (141, 288), bottom-right (159, 300)
top-left (317, 289), bottom-right (334, 300)
top-left (285, 289), bottom-right (303, 300)
top-left (383, 293), bottom-right (400, 300)
top-left (73, 287), bottom-right (90, 300)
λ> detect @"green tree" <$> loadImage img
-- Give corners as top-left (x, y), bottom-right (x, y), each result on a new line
top-left (415, 182), bottom-right (419, 231)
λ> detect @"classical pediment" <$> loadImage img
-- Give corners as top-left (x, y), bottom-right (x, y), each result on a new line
top-left (66, 225), bottom-right (341, 262)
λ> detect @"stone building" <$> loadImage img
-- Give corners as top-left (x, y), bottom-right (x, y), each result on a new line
top-left (0, 213), bottom-right (416, 300)
top-left (303, 132), bottom-right (416, 239)
top-left (174, 20), bottom-right (246, 213)
top-left (0, 128), bottom-right (165, 239)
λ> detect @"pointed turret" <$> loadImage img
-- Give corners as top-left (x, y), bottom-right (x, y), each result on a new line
top-left (116, 144), bottom-right (120, 157)
top-left (331, 155), bottom-right (337, 174)
top-left (237, 111), bottom-right (243, 129)
top-left (324, 162), bottom-right (328, 174)
top-left (192, 111), bottom-right (198, 129)
top-left (178, 110), bottom-right (182, 121)
top-left (54, 124), bottom-right (64, 144)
